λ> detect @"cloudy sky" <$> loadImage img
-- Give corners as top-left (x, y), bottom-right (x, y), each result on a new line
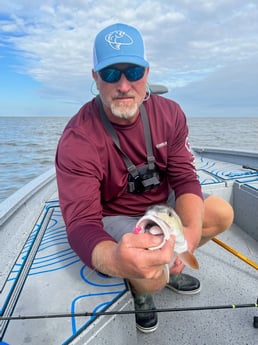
top-left (0, 0), bottom-right (257, 117)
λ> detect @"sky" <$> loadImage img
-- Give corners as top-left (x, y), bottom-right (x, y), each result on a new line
top-left (0, 0), bottom-right (258, 117)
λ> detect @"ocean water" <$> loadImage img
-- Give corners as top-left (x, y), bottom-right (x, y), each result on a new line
top-left (0, 116), bottom-right (257, 203)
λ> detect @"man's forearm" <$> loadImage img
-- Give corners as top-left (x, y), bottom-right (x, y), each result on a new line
top-left (92, 240), bottom-right (120, 277)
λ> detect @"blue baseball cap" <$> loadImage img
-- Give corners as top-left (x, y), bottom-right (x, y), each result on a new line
top-left (93, 23), bottom-right (149, 72)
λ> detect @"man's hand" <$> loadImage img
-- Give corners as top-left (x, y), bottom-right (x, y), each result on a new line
top-left (169, 257), bottom-right (185, 275)
top-left (92, 232), bottom-right (175, 280)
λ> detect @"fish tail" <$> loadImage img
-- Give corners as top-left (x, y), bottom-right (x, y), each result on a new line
top-left (179, 251), bottom-right (199, 269)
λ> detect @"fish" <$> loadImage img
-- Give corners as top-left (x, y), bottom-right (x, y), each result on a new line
top-left (134, 204), bottom-right (199, 282)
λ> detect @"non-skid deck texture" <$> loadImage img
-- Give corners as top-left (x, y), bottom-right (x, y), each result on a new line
top-left (137, 223), bottom-right (258, 345)
top-left (195, 154), bottom-right (258, 186)
top-left (136, 154), bottom-right (258, 345)
top-left (0, 202), bottom-right (135, 344)
top-left (1, 154), bottom-right (257, 344)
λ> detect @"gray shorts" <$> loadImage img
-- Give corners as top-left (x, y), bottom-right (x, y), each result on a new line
top-left (103, 190), bottom-right (177, 241)
top-left (103, 191), bottom-right (209, 241)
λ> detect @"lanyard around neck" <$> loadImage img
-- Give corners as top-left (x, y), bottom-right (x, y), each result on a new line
top-left (96, 95), bottom-right (156, 178)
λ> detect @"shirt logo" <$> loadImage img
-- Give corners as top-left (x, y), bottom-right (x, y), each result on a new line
top-left (105, 30), bottom-right (133, 50)
top-left (185, 136), bottom-right (191, 152)
top-left (156, 141), bottom-right (167, 148)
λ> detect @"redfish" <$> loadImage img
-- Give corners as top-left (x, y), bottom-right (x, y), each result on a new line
top-left (134, 205), bottom-right (199, 281)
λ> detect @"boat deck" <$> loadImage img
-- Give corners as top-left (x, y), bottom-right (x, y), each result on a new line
top-left (137, 222), bottom-right (258, 345)
top-left (0, 149), bottom-right (257, 344)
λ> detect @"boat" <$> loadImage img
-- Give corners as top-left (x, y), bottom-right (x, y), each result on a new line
top-left (0, 98), bottom-right (257, 345)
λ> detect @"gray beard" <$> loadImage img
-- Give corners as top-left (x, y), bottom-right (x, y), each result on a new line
top-left (110, 102), bottom-right (138, 119)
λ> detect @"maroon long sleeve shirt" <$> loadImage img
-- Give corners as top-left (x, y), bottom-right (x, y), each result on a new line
top-left (55, 94), bottom-right (202, 268)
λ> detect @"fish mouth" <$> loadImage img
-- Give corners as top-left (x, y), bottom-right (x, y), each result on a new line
top-left (134, 215), bottom-right (169, 250)
top-left (134, 205), bottom-right (200, 270)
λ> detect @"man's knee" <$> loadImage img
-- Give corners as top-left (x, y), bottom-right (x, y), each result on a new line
top-left (204, 196), bottom-right (234, 231)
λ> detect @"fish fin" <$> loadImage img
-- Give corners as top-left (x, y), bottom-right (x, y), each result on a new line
top-left (179, 251), bottom-right (199, 269)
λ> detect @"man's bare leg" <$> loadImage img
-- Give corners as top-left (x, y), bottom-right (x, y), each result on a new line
top-left (199, 196), bottom-right (234, 246)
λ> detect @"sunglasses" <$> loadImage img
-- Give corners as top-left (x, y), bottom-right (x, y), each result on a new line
top-left (99, 66), bottom-right (145, 83)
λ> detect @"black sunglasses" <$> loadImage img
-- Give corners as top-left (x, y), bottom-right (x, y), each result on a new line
top-left (99, 66), bottom-right (145, 83)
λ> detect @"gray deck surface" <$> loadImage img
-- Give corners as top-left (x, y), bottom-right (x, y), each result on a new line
top-left (136, 223), bottom-right (258, 345)
top-left (135, 150), bottom-right (258, 344)
top-left (1, 151), bottom-right (257, 344)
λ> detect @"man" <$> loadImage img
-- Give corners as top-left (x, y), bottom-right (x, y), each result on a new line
top-left (55, 23), bottom-right (234, 333)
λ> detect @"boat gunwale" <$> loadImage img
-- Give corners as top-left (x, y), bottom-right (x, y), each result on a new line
top-left (0, 167), bottom-right (56, 227)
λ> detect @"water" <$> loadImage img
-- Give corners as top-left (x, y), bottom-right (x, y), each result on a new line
top-left (187, 117), bottom-right (258, 150)
top-left (0, 116), bottom-right (257, 203)
top-left (0, 117), bottom-right (69, 203)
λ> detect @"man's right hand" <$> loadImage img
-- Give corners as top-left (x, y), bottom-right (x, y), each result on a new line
top-left (92, 233), bottom-right (175, 281)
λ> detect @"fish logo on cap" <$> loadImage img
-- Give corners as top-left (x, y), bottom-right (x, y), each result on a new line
top-left (105, 30), bottom-right (133, 50)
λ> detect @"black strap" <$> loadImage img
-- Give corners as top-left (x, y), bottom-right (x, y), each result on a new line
top-left (140, 104), bottom-right (156, 171)
top-left (96, 96), bottom-right (156, 177)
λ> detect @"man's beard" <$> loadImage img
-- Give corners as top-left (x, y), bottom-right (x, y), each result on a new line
top-left (110, 100), bottom-right (139, 119)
